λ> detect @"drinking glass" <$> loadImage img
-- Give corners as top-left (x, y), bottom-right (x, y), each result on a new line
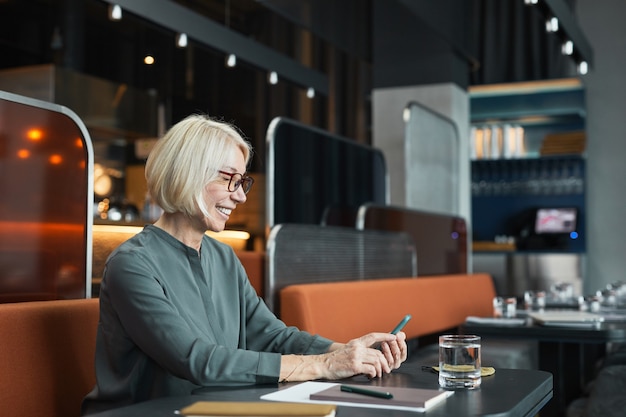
top-left (438, 335), bottom-right (481, 389)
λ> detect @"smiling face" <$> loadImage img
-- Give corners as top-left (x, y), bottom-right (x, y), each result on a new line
top-left (199, 146), bottom-right (248, 233)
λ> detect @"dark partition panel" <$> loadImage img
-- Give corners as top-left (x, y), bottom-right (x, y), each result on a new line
top-left (265, 223), bottom-right (417, 313)
top-left (0, 90), bottom-right (93, 302)
top-left (266, 117), bottom-right (388, 228)
top-left (356, 204), bottom-right (468, 276)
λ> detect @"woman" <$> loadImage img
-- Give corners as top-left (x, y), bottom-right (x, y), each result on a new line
top-left (82, 114), bottom-right (407, 414)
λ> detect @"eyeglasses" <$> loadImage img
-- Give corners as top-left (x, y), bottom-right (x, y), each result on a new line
top-left (218, 170), bottom-right (254, 194)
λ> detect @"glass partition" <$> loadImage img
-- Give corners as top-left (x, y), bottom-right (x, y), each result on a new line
top-left (0, 90), bottom-right (93, 302)
top-left (404, 101), bottom-right (460, 215)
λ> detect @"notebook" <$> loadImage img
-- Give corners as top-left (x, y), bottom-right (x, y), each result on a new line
top-left (178, 401), bottom-right (336, 417)
top-left (309, 385), bottom-right (451, 410)
top-left (528, 310), bottom-right (605, 327)
top-left (262, 381), bottom-right (453, 413)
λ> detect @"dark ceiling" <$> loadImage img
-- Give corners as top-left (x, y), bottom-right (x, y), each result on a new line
top-left (0, 0), bottom-right (589, 148)
top-left (0, 0), bottom-right (588, 85)
top-left (259, 0), bottom-right (587, 88)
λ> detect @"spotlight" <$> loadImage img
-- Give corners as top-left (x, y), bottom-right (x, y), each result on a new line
top-left (306, 87), bottom-right (315, 99)
top-left (524, 0), bottom-right (538, 4)
top-left (225, 54), bottom-right (237, 68)
top-left (561, 40), bottom-right (574, 55)
top-left (546, 17), bottom-right (559, 32)
top-left (268, 71), bottom-right (278, 85)
top-left (175, 33), bottom-right (188, 48)
top-left (402, 108), bottom-right (411, 123)
top-left (144, 55), bottom-right (155, 65)
top-left (578, 61), bottom-right (588, 75)
top-left (108, 4), bottom-right (122, 21)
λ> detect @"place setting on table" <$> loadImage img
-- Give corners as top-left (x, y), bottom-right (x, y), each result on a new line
top-left (461, 280), bottom-right (626, 417)
top-left (465, 280), bottom-right (626, 331)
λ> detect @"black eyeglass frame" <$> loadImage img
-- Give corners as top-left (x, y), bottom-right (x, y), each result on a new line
top-left (218, 170), bottom-right (254, 194)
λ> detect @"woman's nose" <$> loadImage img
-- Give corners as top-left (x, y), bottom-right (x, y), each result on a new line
top-left (232, 186), bottom-right (247, 203)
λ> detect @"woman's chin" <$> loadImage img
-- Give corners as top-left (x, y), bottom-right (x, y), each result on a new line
top-left (205, 221), bottom-right (227, 233)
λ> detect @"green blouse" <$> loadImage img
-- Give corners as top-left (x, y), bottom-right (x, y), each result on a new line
top-left (82, 225), bottom-right (332, 415)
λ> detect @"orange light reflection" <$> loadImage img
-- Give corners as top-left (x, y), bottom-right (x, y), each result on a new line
top-left (27, 128), bottom-right (44, 141)
top-left (49, 154), bottom-right (63, 165)
top-left (17, 149), bottom-right (30, 159)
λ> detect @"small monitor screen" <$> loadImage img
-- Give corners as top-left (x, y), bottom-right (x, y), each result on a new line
top-left (535, 208), bottom-right (577, 234)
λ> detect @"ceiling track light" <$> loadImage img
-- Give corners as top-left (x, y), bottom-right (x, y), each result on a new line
top-left (534, 2), bottom-right (591, 73)
top-left (545, 17), bottom-right (559, 33)
top-left (561, 40), bottom-right (574, 55)
top-left (108, 4), bottom-right (122, 21)
top-left (268, 71), bottom-right (278, 85)
top-left (306, 87), bottom-right (315, 99)
top-left (225, 54), bottom-right (237, 68)
top-left (175, 33), bottom-right (188, 48)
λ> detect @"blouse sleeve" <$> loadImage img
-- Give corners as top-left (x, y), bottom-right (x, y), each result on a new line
top-left (100, 245), bottom-right (331, 388)
top-left (232, 254), bottom-right (333, 355)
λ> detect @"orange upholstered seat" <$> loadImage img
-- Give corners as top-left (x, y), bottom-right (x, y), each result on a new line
top-left (0, 298), bottom-right (99, 417)
top-left (280, 273), bottom-right (496, 343)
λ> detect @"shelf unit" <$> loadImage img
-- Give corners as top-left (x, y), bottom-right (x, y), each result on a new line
top-left (469, 79), bottom-right (586, 254)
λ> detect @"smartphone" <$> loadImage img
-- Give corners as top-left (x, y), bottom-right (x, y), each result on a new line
top-left (390, 314), bottom-right (412, 335)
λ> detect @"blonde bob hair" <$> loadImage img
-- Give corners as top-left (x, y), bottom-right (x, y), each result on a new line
top-left (145, 114), bottom-right (252, 218)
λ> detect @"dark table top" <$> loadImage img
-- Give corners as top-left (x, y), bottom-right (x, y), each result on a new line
top-left (462, 313), bottom-right (626, 417)
top-left (88, 361), bottom-right (553, 417)
top-left (462, 318), bottom-right (626, 344)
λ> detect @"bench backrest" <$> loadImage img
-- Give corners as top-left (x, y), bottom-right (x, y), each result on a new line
top-left (0, 298), bottom-right (99, 417)
top-left (235, 250), bottom-right (265, 296)
top-left (280, 273), bottom-right (495, 342)
top-left (265, 224), bottom-right (417, 313)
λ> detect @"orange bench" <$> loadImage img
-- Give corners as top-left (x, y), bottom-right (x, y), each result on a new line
top-left (0, 298), bottom-right (99, 417)
top-left (235, 250), bottom-right (265, 296)
top-left (280, 273), bottom-right (496, 343)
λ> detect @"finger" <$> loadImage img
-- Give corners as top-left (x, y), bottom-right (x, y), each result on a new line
top-left (387, 343), bottom-right (399, 368)
top-left (393, 333), bottom-right (408, 365)
top-left (362, 362), bottom-right (377, 379)
top-left (373, 356), bottom-right (385, 378)
top-left (374, 347), bottom-right (392, 375)
top-left (359, 332), bottom-right (397, 348)
top-left (360, 348), bottom-right (386, 377)
top-left (400, 340), bottom-right (408, 362)
top-left (380, 341), bottom-right (396, 369)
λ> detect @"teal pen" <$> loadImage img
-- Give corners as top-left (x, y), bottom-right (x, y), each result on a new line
top-left (340, 385), bottom-right (394, 399)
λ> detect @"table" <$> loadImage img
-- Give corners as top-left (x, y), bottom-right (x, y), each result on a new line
top-left (462, 317), bottom-right (626, 417)
top-left (88, 362), bottom-right (552, 417)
